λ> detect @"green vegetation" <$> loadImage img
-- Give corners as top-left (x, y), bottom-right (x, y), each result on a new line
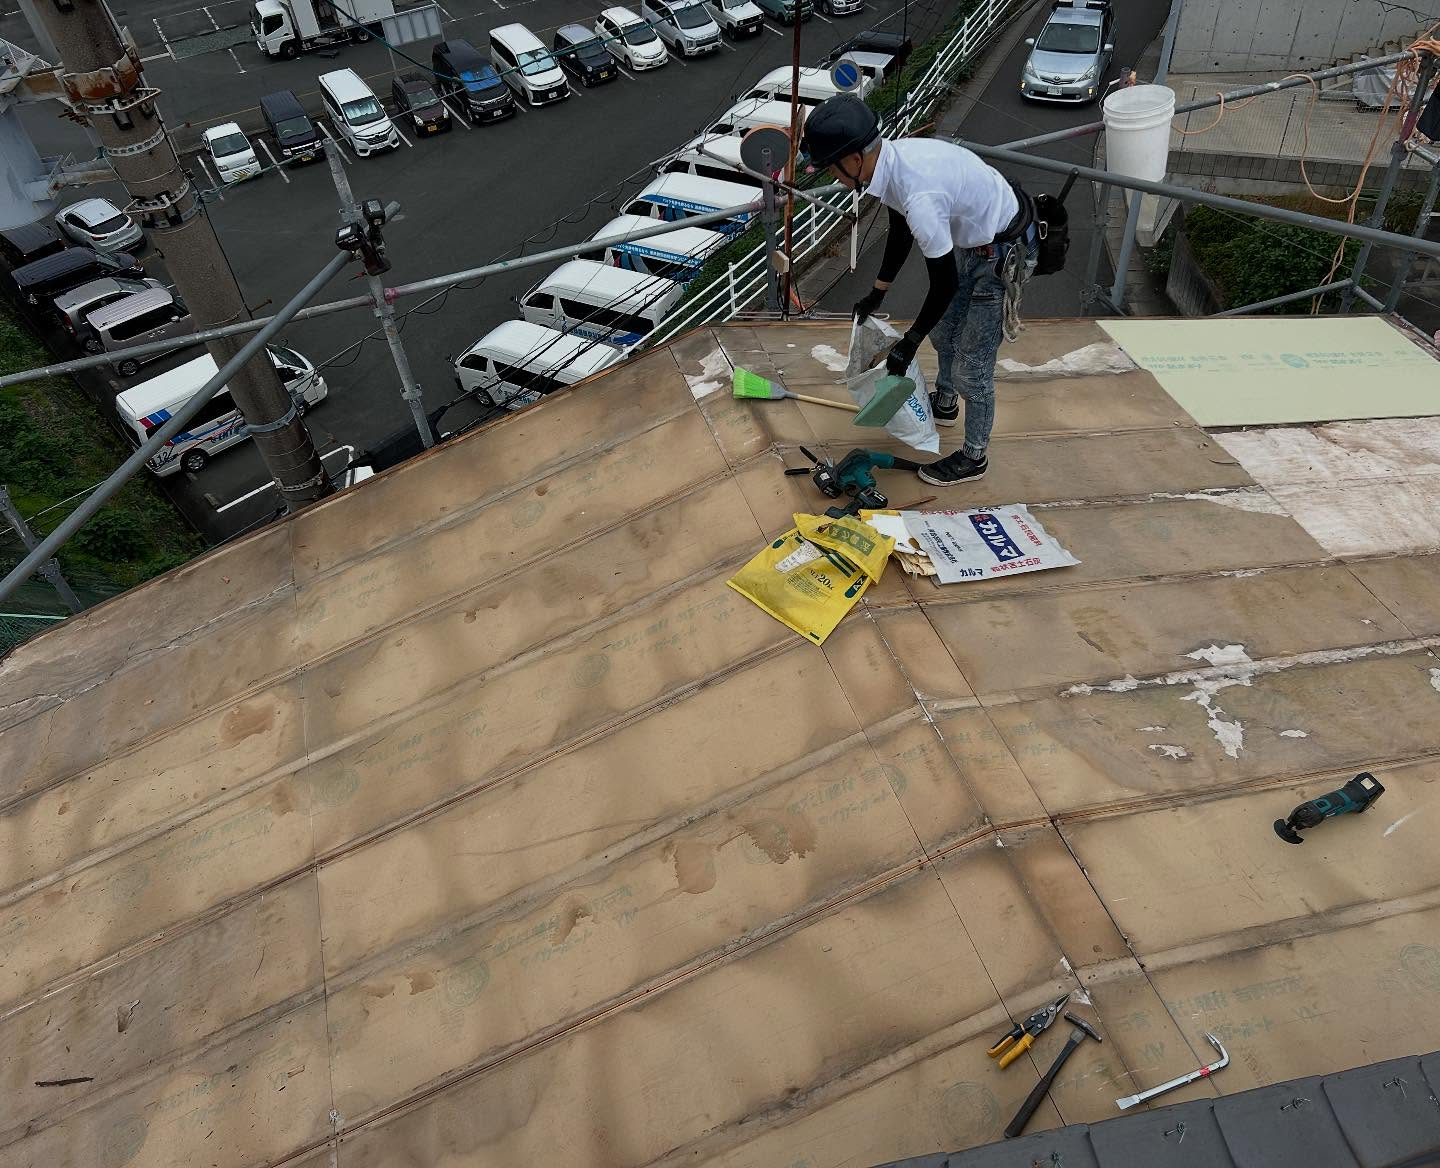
top-left (0, 308), bottom-right (202, 599)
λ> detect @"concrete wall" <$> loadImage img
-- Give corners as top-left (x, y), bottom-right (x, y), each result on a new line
top-left (1171, 0), bottom-right (1428, 72)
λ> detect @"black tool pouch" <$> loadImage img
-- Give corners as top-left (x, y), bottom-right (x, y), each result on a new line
top-left (1031, 192), bottom-right (1071, 276)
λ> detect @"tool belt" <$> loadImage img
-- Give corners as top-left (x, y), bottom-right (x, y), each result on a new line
top-left (995, 180), bottom-right (1070, 277)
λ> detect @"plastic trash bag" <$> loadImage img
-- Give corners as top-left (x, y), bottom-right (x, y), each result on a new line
top-left (844, 316), bottom-right (940, 455)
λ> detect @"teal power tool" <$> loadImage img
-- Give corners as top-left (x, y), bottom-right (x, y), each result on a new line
top-left (1274, 772), bottom-right (1385, 844)
top-left (786, 446), bottom-right (922, 517)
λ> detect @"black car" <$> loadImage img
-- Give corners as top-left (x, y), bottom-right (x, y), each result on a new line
top-left (432, 39), bottom-right (516, 122)
top-left (9, 247), bottom-right (144, 313)
top-left (260, 89), bottom-right (325, 164)
top-left (391, 72), bottom-right (451, 135)
top-left (552, 24), bottom-right (619, 86)
top-left (0, 220), bottom-right (66, 271)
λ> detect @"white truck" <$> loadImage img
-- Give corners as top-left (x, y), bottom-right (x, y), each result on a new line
top-left (251, 0), bottom-right (394, 59)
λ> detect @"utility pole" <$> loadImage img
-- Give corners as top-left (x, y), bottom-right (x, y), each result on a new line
top-left (0, 486), bottom-right (84, 613)
top-left (780, 6), bottom-right (804, 316)
top-left (326, 151), bottom-right (434, 448)
top-left (25, 0), bottom-right (332, 509)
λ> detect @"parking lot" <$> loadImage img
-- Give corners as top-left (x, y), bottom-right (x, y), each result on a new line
top-left (2, 0), bottom-right (1166, 540)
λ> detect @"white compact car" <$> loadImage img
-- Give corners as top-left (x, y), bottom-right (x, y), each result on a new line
top-left (595, 6), bottom-right (668, 69)
top-left (54, 199), bottom-right (144, 253)
top-left (201, 123), bottom-right (262, 183)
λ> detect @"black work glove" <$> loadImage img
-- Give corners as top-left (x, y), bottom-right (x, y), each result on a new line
top-left (885, 330), bottom-right (920, 377)
top-left (853, 286), bottom-right (886, 324)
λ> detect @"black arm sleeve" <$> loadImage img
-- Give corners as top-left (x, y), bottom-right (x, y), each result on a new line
top-left (875, 206), bottom-right (914, 284)
top-left (908, 250), bottom-right (959, 342)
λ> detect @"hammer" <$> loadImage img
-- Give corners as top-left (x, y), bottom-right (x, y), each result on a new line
top-left (1003, 1012), bottom-right (1103, 1139)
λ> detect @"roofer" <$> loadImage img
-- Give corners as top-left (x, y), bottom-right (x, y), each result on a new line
top-left (801, 95), bottom-right (1039, 487)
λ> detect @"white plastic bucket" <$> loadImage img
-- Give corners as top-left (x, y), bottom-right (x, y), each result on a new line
top-left (1102, 84), bottom-right (1176, 183)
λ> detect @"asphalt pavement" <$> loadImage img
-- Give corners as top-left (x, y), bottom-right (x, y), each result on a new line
top-left (1, 0), bottom-right (1168, 540)
top-left (5, 0), bottom-right (934, 539)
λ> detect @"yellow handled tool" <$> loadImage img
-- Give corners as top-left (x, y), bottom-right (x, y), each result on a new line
top-left (987, 993), bottom-right (1069, 1069)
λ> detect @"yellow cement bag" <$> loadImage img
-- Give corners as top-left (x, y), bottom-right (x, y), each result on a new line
top-left (727, 514), bottom-right (892, 645)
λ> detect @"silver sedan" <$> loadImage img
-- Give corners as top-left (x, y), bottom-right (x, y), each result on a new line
top-left (1020, 0), bottom-right (1114, 104)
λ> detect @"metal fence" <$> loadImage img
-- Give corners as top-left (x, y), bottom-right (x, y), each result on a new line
top-left (646, 0), bottom-right (1033, 347)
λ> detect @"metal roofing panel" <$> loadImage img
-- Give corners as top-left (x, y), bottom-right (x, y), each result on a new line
top-left (1322, 1056), bottom-right (1440, 1167)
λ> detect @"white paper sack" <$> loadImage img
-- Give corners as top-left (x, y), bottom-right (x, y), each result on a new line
top-left (902, 505), bottom-right (1080, 584)
top-left (845, 317), bottom-right (940, 455)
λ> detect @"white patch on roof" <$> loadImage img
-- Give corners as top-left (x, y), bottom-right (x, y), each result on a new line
top-left (810, 344), bottom-right (848, 373)
top-left (1148, 744), bottom-right (1189, 759)
top-left (683, 346), bottom-right (732, 399)
top-left (1280, 729), bottom-right (1309, 738)
top-left (997, 342), bottom-right (1137, 380)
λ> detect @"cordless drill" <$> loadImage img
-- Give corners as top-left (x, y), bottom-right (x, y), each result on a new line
top-left (1273, 772), bottom-right (1385, 844)
top-left (787, 447), bottom-right (922, 517)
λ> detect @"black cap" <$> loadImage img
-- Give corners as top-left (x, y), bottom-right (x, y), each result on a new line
top-left (800, 94), bottom-right (881, 169)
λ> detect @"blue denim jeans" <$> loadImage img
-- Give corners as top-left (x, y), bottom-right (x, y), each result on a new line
top-left (931, 237), bottom-right (1037, 460)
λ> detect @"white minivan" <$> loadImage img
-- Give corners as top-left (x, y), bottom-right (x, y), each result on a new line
top-left (622, 173), bottom-right (760, 234)
top-left (490, 23), bottom-right (570, 105)
top-left (318, 68), bottom-right (401, 156)
top-left (454, 320), bottom-right (623, 410)
top-left (115, 345), bottom-right (327, 476)
top-left (660, 134), bottom-right (766, 188)
top-left (708, 97), bottom-right (807, 137)
top-left (742, 63), bottom-right (874, 104)
top-left (585, 213), bottom-right (729, 282)
top-left (518, 259), bottom-right (683, 346)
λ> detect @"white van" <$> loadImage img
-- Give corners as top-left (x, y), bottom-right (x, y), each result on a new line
top-left (743, 64), bottom-right (874, 104)
top-left (318, 68), bottom-right (400, 156)
top-left (621, 173), bottom-right (759, 235)
top-left (490, 23), bottom-right (570, 105)
top-left (585, 213), bottom-right (728, 282)
top-left (454, 320), bottom-right (623, 410)
top-left (202, 123), bottom-right (261, 183)
top-left (518, 259), bottom-right (683, 346)
top-left (659, 133), bottom-right (764, 188)
top-left (708, 97), bottom-right (808, 138)
top-left (115, 344), bottom-right (328, 476)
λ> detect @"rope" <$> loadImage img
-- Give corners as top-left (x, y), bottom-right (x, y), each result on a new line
top-left (1001, 241), bottom-right (1028, 343)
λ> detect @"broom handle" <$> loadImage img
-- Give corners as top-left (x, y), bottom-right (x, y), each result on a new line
top-left (789, 392), bottom-right (859, 413)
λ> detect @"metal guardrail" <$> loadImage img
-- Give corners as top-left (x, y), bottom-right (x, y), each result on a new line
top-left (645, 0), bottom-right (1031, 347)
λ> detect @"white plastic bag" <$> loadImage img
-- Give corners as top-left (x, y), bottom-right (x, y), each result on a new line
top-left (844, 316), bottom-right (939, 455)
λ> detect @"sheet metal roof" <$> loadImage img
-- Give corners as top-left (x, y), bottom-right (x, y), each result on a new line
top-left (2, 318), bottom-right (1439, 1168)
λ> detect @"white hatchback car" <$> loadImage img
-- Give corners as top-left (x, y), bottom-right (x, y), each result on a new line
top-left (54, 198), bottom-right (144, 253)
top-left (594, 6), bottom-right (667, 69)
top-left (202, 123), bottom-right (261, 184)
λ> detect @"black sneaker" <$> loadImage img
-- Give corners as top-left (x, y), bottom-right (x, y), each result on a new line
top-left (930, 390), bottom-right (960, 427)
top-left (918, 451), bottom-right (988, 487)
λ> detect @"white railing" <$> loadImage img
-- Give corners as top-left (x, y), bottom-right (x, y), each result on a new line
top-left (646, 0), bottom-right (1032, 348)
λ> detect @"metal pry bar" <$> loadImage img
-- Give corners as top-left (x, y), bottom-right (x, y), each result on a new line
top-left (1115, 1031), bottom-right (1229, 1110)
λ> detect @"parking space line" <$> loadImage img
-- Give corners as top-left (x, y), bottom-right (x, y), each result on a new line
top-left (668, 51), bottom-right (688, 65)
top-left (151, 17), bottom-right (171, 51)
top-left (813, 11), bottom-right (833, 21)
top-left (395, 124), bottom-right (414, 147)
top-left (141, 50), bottom-right (172, 63)
top-left (258, 139), bottom-right (290, 181)
top-left (319, 121), bottom-right (353, 163)
top-left (719, 38), bottom-right (737, 51)
top-left (442, 96), bottom-right (472, 127)
top-left (510, 94), bottom-right (529, 112)
top-left (618, 65), bottom-right (638, 80)
top-left (566, 84), bottom-right (582, 97)
top-left (764, 23), bottom-right (784, 35)
top-left (196, 154), bottom-right (221, 191)
top-left (437, 1), bottom-right (455, 16)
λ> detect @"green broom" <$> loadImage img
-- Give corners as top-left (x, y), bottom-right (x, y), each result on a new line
top-left (732, 368), bottom-right (858, 413)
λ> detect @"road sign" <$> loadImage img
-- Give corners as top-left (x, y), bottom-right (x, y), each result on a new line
top-left (829, 58), bottom-right (862, 92)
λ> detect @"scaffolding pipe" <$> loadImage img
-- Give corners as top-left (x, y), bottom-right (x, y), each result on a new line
top-left (0, 253), bottom-right (351, 607)
top-left (0, 199), bottom-right (768, 391)
top-left (992, 49), bottom-right (1422, 153)
top-left (1214, 279), bottom-right (1354, 316)
top-left (957, 141), bottom-right (1440, 258)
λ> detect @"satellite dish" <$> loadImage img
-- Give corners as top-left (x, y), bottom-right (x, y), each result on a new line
top-left (829, 57), bottom-right (863, 92)
top-left (739, 125), bottom-right (792, 177)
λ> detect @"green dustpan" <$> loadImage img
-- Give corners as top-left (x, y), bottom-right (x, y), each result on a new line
top-left (852, 374), bottom-right (917, 428)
